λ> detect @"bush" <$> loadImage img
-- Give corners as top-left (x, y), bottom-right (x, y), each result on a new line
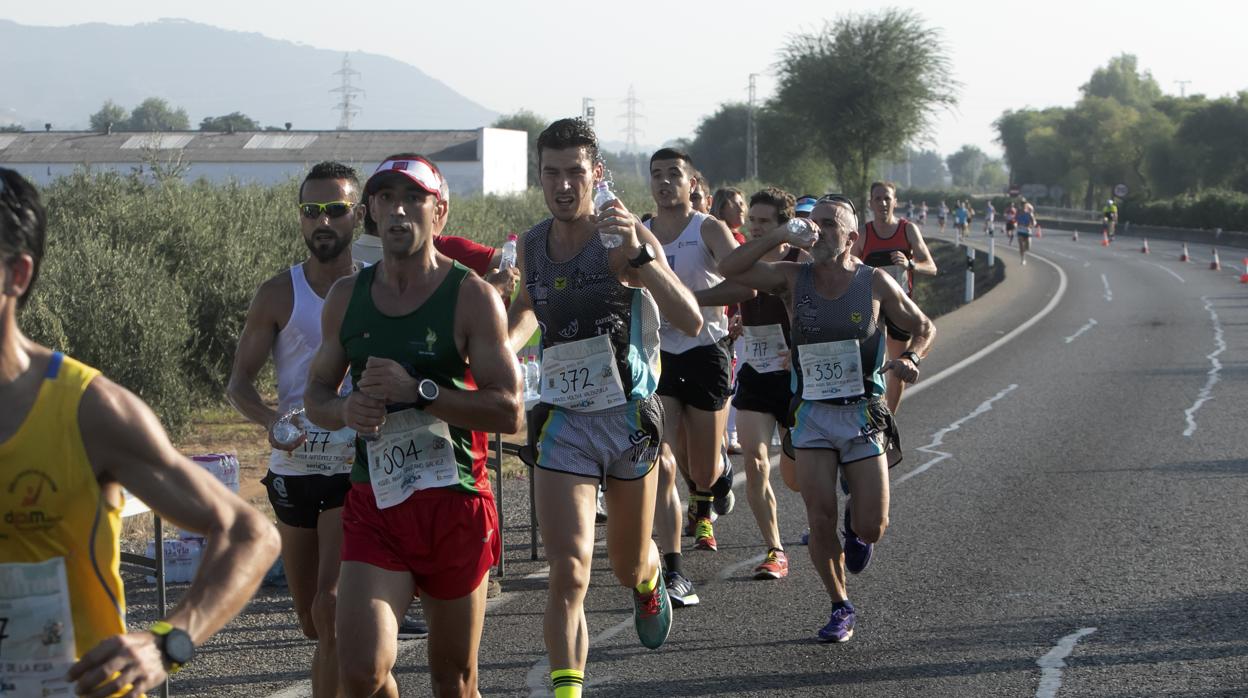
top-left (1121, 189), bottom-right (1248, 231)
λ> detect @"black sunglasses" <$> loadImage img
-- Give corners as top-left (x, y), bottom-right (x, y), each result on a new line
top-left (299, 201), bottom-right (356, 220)
top-left (817, 194), bottom-right (858, 216)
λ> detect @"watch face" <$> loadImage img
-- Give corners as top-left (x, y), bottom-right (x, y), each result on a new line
top-left (419, 380), bottom-right (439, 401)
top-left (166, 630), bottom-right (195, 663)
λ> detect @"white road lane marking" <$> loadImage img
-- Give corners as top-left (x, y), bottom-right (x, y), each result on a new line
top-left (894, 384), bottom-right (1019, 485)
top-left (1183, 296), bottom-right (1226, 437)
top-left (1147, 261), bottom-right (1186, 283)
top-left (1035, 627), bottom-right (1097, 698)
top-left (1064, 319), bottom-right (1098, 344)
top-left (1100, 274), bottom-right (1112, 302)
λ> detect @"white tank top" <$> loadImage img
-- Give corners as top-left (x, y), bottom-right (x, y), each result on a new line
top-left (269, 263), bottom-right (354, 476)
top-left (647, 212), bottom-right (729, 354)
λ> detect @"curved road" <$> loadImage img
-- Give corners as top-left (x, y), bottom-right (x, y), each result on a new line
top-left (129, 229), bottom-right (1248, 697)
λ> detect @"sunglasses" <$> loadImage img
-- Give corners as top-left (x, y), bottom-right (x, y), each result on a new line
top-left (299, 201), bottom-right (357, 220)
top-left (817, 194), bottom-right (858, 216)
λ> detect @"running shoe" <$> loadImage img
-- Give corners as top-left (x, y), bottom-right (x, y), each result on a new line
top-left (817, 605), bottom-right (856, 643)
top-left (595, 489), bottom-right (608, 524)
top-left (842, 506), bottom-right (873, 574)
top-left (633, 572), bottom-right (673, 649)
top-left (397, 609), bottom-right (429, 640)
top-left (694, 517), bottom-right (718, 551)
top-left (753, 549), bottom-right (789, 580)
top-left (800, 529), bottom-right (809, 546)
top-left (712, 454), bottom-right (735, 516)
top-left (664, 570), bottom-right (700, 607)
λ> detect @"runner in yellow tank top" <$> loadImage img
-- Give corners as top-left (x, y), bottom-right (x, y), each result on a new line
top-left (0, 168), bottom-right (280, 697)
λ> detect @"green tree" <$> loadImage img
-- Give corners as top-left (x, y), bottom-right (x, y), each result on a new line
top-left (774, 9), bottom-right (957, 206)
top-left (89, 100), bottom-right (130, 132)
top-left (946, 145), bottom-right (988, 188)
top-left (688, 103), bottom-right (749, 185)
top-left (977, 159), bottom-right (1009, 191)
top-left (1175, 92), bottom-right (1248, 192)
top-left (492, 109), bottom-right (547, 186)
top-left (0, 124), bottom-right (24, 133)
top-left (1081, 54), bottom-right (1162, 109)
top-left (128, 98), bottom-right (190, 132)
top-left (199, 112), bottom-right (260, 132)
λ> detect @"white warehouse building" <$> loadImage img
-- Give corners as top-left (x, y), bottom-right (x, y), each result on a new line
top-left (0, 127), bottom-right (527, 196)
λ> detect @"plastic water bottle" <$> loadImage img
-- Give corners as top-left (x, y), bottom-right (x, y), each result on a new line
top-left (786, 218), bottom-right (819, 247)
top-left (272, 408), bottom-right (307, 449)
top-left (498, 233), bottom-right (518, 271)
top-left (525, 354), bottom-right (542, 401)
top-left (593, 182), bottom-right (624, 249)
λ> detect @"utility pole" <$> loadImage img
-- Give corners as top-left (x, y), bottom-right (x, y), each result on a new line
top-left (1175, 80), bottom-right (1192, 98)
top-left (747, 73), bottom-right (759, 180)
top-left (582, 98), bottom-right (595, 128)
top-left (331, 54), bottom-right (364, 131)
top-left (620, 85), bottom-right (645, 178)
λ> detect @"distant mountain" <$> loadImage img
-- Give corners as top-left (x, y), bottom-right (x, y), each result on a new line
top-left (0, 19), bottom-right (497, 131)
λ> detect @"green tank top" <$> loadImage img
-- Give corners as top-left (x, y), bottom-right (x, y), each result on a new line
top-left (339, 262), bottom-right (490, 495)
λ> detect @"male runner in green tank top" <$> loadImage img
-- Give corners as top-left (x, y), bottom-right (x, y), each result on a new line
top-left (305, 155), bottom-right (522, 697)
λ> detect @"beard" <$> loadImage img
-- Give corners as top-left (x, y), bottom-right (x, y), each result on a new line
top-left (305, 228), bottom-right (351, 263)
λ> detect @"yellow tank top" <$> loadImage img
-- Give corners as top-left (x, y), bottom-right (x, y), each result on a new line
top-left (0, 352), bottom-right (126, 659)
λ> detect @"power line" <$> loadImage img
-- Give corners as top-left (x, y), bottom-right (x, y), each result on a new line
top-left (1175, 80), bottom-right (1192, 98)
top-left (620, 85), bottom-right (645, 154)
top-left (331, 54), bottom-right (365, 131)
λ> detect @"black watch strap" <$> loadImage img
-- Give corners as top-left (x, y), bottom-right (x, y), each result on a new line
top-left (901, 350), bottom-right (921, 367)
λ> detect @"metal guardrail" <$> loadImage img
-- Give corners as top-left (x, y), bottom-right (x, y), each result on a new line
top-left (1034, 206), bottom-right (1103, 223)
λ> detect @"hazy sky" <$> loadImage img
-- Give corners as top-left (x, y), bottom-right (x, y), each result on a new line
top-left (7, 1), bottom-right (1244, 158)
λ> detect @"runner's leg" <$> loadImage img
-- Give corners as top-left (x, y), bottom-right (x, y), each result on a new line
top-left (841, 455), bottom-right (889, 545)
top-left (605, 467), bottom-right (661, 588)
top-left (656, 396), bottom-right (685, 558)
top-left (420, 576), bottom-right (489, 697)
top-left (312, 508), bottom-right (344, 697)
top-left (795, 448), bottom-right (846, 601)
top-left (275, 521), bottom-right (320, 641)
top-left (336, 562), bottom-right (413, 698)
top-left (534, 468), bottom-right (598, 671)
top-left (736, 410), bottom-right (782, 550)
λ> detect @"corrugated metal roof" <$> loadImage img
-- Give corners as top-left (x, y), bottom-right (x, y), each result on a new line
top-left (0, 135), bottom-right (19, 151)
top-left (0, 130), bottom-right (485, 164)
top-left (120, 134), bottom-right (196, 150)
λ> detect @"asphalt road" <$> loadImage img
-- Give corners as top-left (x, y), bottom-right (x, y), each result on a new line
top-left (122, 228), bottom-right (1248, 697)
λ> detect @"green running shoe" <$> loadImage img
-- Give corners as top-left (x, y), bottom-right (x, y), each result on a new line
top-left (633, 572), bottom-right (673, 649)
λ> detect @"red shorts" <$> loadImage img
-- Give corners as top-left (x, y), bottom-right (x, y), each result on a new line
top-left (341, 483), bottom-right (500, 600)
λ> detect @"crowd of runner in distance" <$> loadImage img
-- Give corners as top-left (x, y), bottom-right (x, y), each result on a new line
top-left (0, 114), bottom-right (942, 698)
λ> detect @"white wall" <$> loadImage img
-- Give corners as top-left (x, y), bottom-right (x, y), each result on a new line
top-left (478, 127), bottom-right (527, 196)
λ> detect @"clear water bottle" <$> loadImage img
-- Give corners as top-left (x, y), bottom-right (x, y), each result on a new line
top-left (593, 182), bottom-right (624, 249)
top-left (498, 233), bottom-right (518, 271)
top-left (272, 408), bottom-right (308, 449)
top-left (786, 218), bottom-right (819, 247)
top-left (525, 354), bottom-right (542, 401)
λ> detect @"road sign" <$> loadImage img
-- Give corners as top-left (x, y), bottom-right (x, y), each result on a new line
top-left (1049, 185), bottom-right (1066, 201)
top-left (1008, 184), bottom-right (1020, 196)
top-left (1113, 183), bottom-right (1129, 197)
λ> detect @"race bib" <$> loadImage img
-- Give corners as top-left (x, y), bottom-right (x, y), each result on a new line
top-left (366, 409), bottom-right (458, 509)
top-left (0, 558), bottom-right (76, 697)
top-left (741, 324), bottom-right (789, 374)
top-left (280, 426), bottom-right (356, 475)
top-left (540, 334), bottom-right (626, 412)
top-left (800, 339), bottom-right (865, 400)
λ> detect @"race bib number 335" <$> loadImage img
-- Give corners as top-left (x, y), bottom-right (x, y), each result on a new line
top-left (800, 339), bottom-right (865, 400)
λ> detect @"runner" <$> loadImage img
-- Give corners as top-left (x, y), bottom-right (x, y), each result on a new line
top-left (736, 187), bottom-right (808, 579)
top-left (984, 200), bottom-right (997, 235)
top-left (0, 167), bottom-right (281, 697)
top-left (711, 187), bottom-right (748, 455)
top-left (918, 201), bottom-right (929, 227)
top-left (1102, 199), bottom-right (1118, 240)
top-left (852, 181), bottom-right (938, 414)
top-left (1016, 201), bottom-right (1037, 265)
top-left (689, 172), bottom-right (712, 215)
top-left (904, 200), bottom-right (914, 220)
top-left (720, 195), bottom-right (935, 643)
top-left (795, 195), bottom-right (819, 219)
top-left (227, 161), bottom-right (362, 695)
top-left (1004, 201), bottom-right (1018, 245)
top-left (304, 154), bottom-right (522, 697)
top-left (937, 200), bottom-right (949, 234)
top-left (506, 118), bottom-right (701, 696)
top-left (953, 200), bottom-right (969, 239)
top-left (645, 147), bottom-right (752, 579)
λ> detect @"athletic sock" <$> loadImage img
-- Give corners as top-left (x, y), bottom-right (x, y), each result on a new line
top-left (635, 567), bottom-right (659, 595)
top-left (693, 492), bottom-right (713, 518)
top-left (711, 459), bottom-right (734, 500)
top-left (663, 552), bottom-right (684, 576)
top-left (551, 669), bottom-right (584, 698)
top-left (832, 599), bottom-right (854, 613)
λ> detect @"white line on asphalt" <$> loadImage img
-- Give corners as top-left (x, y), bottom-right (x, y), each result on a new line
top-left (1182, 296), bottom-right (1226, 437)
top-left (1147, 262), bottom-right (1186, 283)
top-left (1100, 274), bottom-right (1112, 302)
top-left (1035, 627), bottom-right (1097, 698)
top-left (1040, 248), bottom-right (1082, 263)
top-left (894, 385), bottom-right (1019, 485)
top-left (1064, 319), bottom-right (1098, 344)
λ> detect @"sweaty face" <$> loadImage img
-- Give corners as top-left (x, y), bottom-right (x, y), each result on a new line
top-left (870, 186), bottom-right (895, 220)
top-left (690, 188), bottom-right (710, 214)
top-left (722, 194), bottom-right (746, 228)
top-left (540, 146), bottom-right (599, 223)
top-left (368, 179), bottom-right (445, 258)
top-left (650, 158), bottom-right (692, 208)
top-left (808, 202), bottom-right (857, 263)
top-left (747, 203), bottom-right (781, 238)
top-left (300, 178), bottom-right (359, 263)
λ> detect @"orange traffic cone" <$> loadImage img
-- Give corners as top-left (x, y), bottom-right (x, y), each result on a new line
top-left (1180, 243), bottom-right (1190, 262)
top-left (1240, 259), bottom-right (1248, 283)
top-left (1141, 239), bottom-right (1150, 254)
top-left (1072, 230), bottom-right (1079, 242)
top-left (1101, 230), bottom-right (1110, 247)
top-left (1210, 248), bottom-right (1221, 271)
top-left (1036, 225), bottom-right (1043, 239)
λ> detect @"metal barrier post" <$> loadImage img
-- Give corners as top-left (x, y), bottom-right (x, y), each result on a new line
top-left (965, 246), bottom-right (975, 303)
top-left (988, 236), bottom-right (995, 268)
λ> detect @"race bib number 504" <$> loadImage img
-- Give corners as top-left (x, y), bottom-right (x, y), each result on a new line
top-left (366, 409), bottom-right (458, 509)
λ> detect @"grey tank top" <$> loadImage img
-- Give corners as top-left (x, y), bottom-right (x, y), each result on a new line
top-left (789, 263), bottom-right (887, 403)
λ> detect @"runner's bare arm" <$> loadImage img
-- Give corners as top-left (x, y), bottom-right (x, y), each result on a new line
top-left (718, 225), bottom-right (794, 295)
top-left (226, 275), bottom-right (288, 441)
top-left (873, 269), bottom-right (935, 382)
top-left (906, 222), bottom-right (938, 275)
top-left (506, 228), bottom-right (540, 352)
top-left (693, 280), bottom-right (756, 306)
top-left (304, 275), bottom-right (383, 434)
top-left (68, 379), bottom-right (280, 695)
top-left (614, 217), bottom-right (702, 337)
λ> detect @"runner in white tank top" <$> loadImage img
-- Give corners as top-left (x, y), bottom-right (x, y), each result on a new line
top-left (226, 162), bottom-right (362, 697)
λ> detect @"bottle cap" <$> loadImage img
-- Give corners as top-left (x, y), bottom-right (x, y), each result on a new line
top-left (507, 233), bottom-right (518, 241)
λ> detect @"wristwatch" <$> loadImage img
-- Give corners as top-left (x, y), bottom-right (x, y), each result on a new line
top-left (906, 259), bottom-right (916, 271)
top-left (414, 378), bottom-right (440, 409)
top-left (628, 242), bottom-right (657, 268)
top-left (149, 621), bottom-right (194, 673)
top-left (900, 350), bottom-right (921, 367)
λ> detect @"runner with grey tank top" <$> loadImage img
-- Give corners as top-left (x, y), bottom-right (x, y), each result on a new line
top-left (719, 195), bottom-right (935, 644)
